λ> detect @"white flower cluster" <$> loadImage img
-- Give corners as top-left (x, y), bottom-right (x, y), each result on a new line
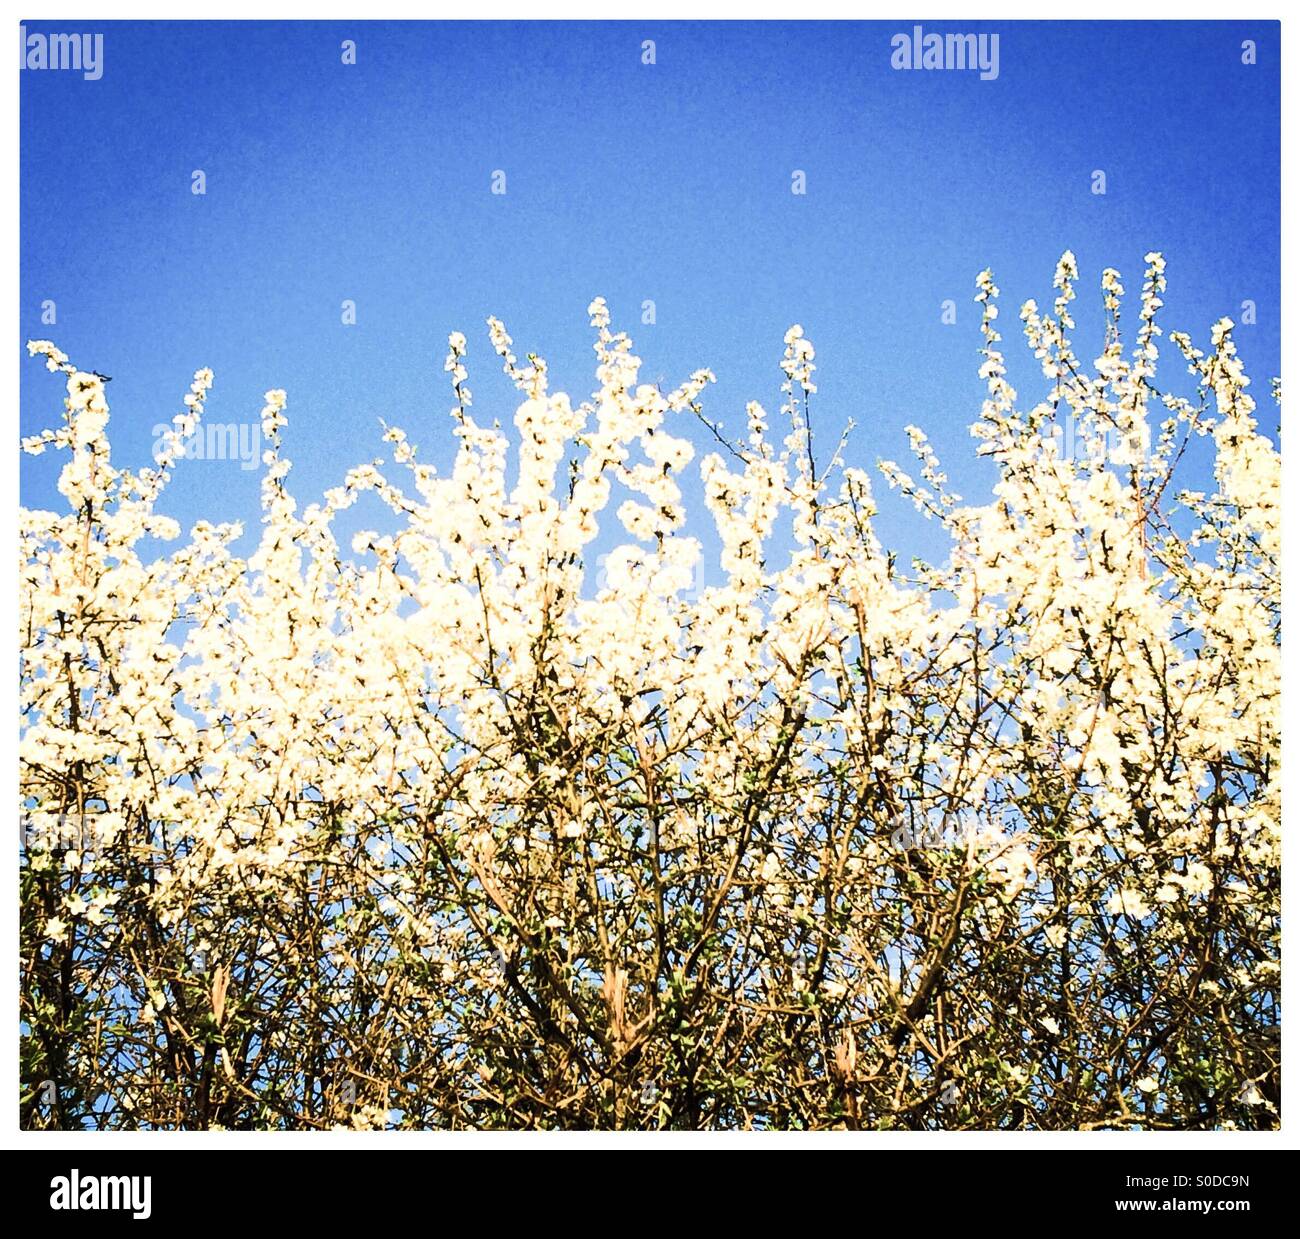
top-left (19, 255), bottom-right (1279, 1131)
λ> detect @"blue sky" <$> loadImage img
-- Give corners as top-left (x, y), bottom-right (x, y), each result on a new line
top-left (20, 20), bottom-right (1280, 566)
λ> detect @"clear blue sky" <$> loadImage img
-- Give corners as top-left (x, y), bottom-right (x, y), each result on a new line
top-left (20, 20), bottom-right (1280, 566)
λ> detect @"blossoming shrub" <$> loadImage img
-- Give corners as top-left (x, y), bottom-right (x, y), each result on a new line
top-left (19, 254), bottom-right (1279, 1130)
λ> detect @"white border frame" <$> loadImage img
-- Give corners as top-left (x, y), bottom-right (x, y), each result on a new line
top-left (4, 2), bottom-right (1291, 1150)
